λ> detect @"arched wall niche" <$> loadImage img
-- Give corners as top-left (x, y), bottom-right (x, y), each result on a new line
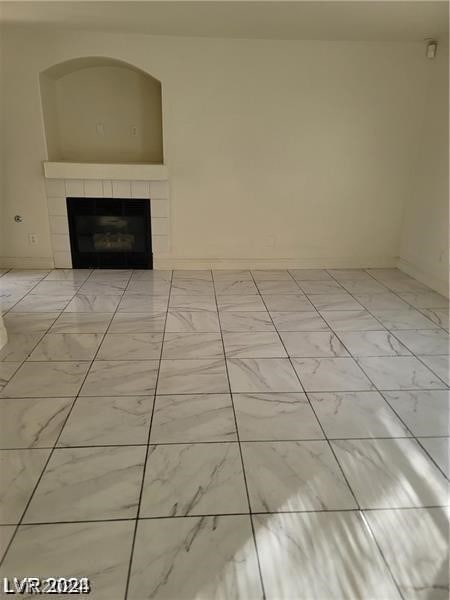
top-left (40, 57), bottom-right (163, 164)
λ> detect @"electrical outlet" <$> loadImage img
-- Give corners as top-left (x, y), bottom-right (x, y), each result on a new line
top-left (28, 233), bottom-right (38, 245)
top-left (131, 126), bottom-right (138, 137)
top-left (96, 122), bottom-right (105, 136)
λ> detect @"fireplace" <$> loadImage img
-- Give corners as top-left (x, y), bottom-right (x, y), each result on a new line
top-left (67, 197), bottom-right (152, 269)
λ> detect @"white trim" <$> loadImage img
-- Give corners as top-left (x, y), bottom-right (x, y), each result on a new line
top-left (0, 256), bottom-right (55, 269)
top-left (154, 256), bottom-right (398, 270)
top-left (397, 257), bottom-right (449, 298)
top-left (44, 162), bottom-right (168, 181)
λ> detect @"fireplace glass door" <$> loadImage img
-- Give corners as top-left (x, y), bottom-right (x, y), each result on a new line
top-left (67, 197), bottom-right (152, 269)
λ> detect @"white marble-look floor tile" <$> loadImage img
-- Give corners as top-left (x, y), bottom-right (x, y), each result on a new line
top-left (332, 438), bottom-right (448, 508)
top-left (3, 312), bottom-right (60, 333)
top-left (157, 359), bottom-right (229, 394)
top-left (393, 330), bottom-right (449, 355)
top-left (11, 294), bottom-right (74, 313)
top-left (384, 279), bottom-right (430, 294)
top-left (171, 279), bottom-right (215, 295)
top-left (125, 279), bottom-right (171, 295)
top-left (307, 292), bottom-right (363, 311)
top-left (26, 279), bottom-right (81, 296)
top-left (44, 269), bottom-right (92, 282)
top-left (337, 331), bottom-right (411, 357)
top-left (80, 360), bottom-right (159, 396)
top-left (212, 269), bottom-right (253, 281)
top-left (23, 446), bottom-right (146, 523)
top-left (320, 310), bottom-right (385, 331)
top-left (150, 394), bottom-right (237, 443)
top-left (0, 333), bottom-right (44, 361)
top-left (64, 293), bottom-right (121, 313)
top-left (0, 362), bottom-right (90, 398)
top-left (173, 270), bottom-right (212, 281)
top-left (169, 295), bottom-right (217, 311)
top-left (297, 280), bottom-right (344, 294)
top-left (418, 437), bottom-right (449, 477)
top-left (399, 292), bottom-right (449, 309)
top-left (131, 269), bottom-right (172, 282)
top-left (214, 279), bottom-right (259, 295)
top-left (383, 390), bottom-right (449, 436)
top-left (356, 356), bottom-right (445, 390)
top-left (419, 308), bottom-right (449, 330)
top-left (141, 443), bottom-right (248, 517)
top-left (261, 294), bottom-right (314, 312)
top-left (327, 269), bottom-right (374, 281)
top-left (289, 269), bottom-right (333, 281)
top-left (0, 449), bottom-right (50, 523)
top-left (270, 311), bottom-right (329, 331)
top-left (219, 311), bottom-right (275, 332)
top-left (117, 292), bottom-right (168, 312)
top-left (28, 333), bottom-right (103, 361)
top-left (217, 294), bottom-right (267, 312)
top-left (252, 270), bottom-right (293, 281)
top-left (234, 392), bottom-right (323, 441)
top-left (165, 310), bottom-right (220, 332)
top-left (0, 397), bottom-right (73, 448)
top-left (353, 293), bottom-right (411, 311)
top-left (256, 280), bottom-right (301, 295)
top-left (108, 312), bottom-right (166, 332)
top-left (367, 268), bottom-right (413, 282)
top-left (78, 280), bottom-right (128, 296)
top-left (280, 331), bottom-right (348, 357)
top-left (227, 358), bottom-right (302, 393)
top-left (223, 332), bottom-right (287, 358)
top-left (162, 332), bottom-right (224, 359)
top-left (26, 280), bottom-right (81, 296)
top-left (340, 280), bottom-right (389, 294)
top-left (418, 355), bottom-right (449, 385)
top-left (49, 312), bottom-right (112, 333)
top-left (365, 507), bottom-right (449, 600)
top-left (0, 363), bottom-right (21, 394)
top-left (128, 516), bottom-right (263, 600)
top-left (371, 308), bottom-right (440, 330)
top-left (58, 396), bottom-right (154, 446)
top-left (241, 441), bottom-right (356, 512)
top-left (292, 357), bottom-right (375, 392)
top-left (0, 526), bottom-right (15, 561)
top-left (2, 270), bottom-right (47, 283)
top-left (253, 511), bottom-right (401, 600)
top-left (0, 521), bottom-right (134, 600)
top-left (97, 332), bottom-right (163, 360)
top-left (309, 391), bottom-right (410, 439)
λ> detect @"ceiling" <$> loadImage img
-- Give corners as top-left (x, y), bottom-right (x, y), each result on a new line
top-left (1, 1), bottom-right (448, 42)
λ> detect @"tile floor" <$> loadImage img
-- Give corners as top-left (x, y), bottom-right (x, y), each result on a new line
top-left (0, 267), bottom-right (448, 599)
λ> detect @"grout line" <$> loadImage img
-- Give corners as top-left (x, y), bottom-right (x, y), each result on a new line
top-left (123, 268), bottom-right (173, 600)
top-left (214, 270), bottom-right (267, 600)
top-left (3, 503), bottom-right (449, 528)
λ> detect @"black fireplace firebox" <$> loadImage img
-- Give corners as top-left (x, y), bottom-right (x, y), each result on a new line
top-left (67, 197), bottom-right (152, 269)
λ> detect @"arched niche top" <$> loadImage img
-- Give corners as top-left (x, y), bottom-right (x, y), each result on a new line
top-left (40, 57), bottom-right (163, 164)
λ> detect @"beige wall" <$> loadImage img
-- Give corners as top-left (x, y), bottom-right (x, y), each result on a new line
top-left (0, 27), bottom-right (445, 274)
top-left (399, 44), bottom-right (449, 296)
top-left (41, 64), bottom-right (163, 163)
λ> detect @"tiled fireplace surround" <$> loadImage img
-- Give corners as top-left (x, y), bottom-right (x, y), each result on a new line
top-left (44, 169), bottom-right (170, 269)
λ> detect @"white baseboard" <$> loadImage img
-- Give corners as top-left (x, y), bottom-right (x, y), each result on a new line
top-left (154, 255), bottom-right (398, 270)
top-left (0, 256), bottom-right (55, 269)
top-left (397, 258), bottom-right (449, 298)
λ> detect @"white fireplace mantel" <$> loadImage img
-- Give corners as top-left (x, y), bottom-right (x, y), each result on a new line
top-left (43, 161), bottom-right (170, 268)
top-left (43, 161), bottom-right (168, 181)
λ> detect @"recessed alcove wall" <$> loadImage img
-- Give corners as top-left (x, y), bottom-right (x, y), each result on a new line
top-left (40, 57), bottom-right (163, 164)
